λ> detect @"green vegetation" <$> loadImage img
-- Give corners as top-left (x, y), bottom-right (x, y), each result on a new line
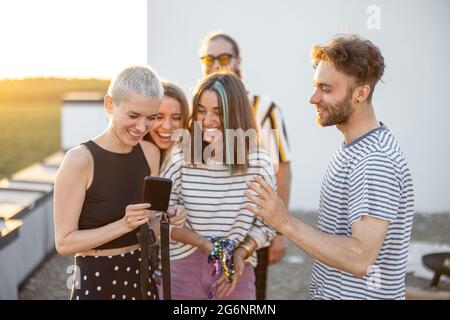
top-left (0, 77), bottom-right (110, 103)
top-left (0, 77), bottom-right (109, 179)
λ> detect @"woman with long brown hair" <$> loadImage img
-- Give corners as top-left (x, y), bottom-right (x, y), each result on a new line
top-left (162, 72), bottom-right (276, 300)
top-left (144, 81), bottom-right (190, 166)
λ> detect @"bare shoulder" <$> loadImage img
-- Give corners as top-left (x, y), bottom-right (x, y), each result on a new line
top-left (59, 145), bottom-right (92, 174)
top-left (139, 140), bottom-right (161, 175)
top-left (139, 140), bottom-right (161, 164)
top-left (54, 146), bottom-right (93, 191)
top-left (139, 140), bottom-right (160, 156)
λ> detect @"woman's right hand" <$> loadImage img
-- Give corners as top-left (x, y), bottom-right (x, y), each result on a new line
top-left (167, 205), bottom-right (187, 228)
top-left (121, 203), bottom-right (155, 233)
top-left (201, 238), bottom-right (214, 255)
top-left (215, 248), bottom-right (246, 298)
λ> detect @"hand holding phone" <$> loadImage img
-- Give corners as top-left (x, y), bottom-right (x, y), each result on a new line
top-left (142, 176), bottom-right (173, 212)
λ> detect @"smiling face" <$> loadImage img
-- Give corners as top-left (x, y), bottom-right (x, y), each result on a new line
top-left (200, 38), bottom-right (241, 78)
top-left (105, 90), bottom-right (161, 147)
top-left (195, 90), bottom-right (222, 143)
top-left (309, 61), bottom-right (356, 127)
top-left (147, 95), bottom-right (183, 150)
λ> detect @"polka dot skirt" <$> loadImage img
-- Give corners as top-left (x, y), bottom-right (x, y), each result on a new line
top-left (70, 248), bottom-right (158, 300)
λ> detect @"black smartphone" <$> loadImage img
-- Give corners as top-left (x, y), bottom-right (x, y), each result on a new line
top-left (142, 176), bottom-right (173, 212)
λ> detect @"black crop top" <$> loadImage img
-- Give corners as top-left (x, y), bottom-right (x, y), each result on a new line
top-left (78, 140), bottom-right (150, 250)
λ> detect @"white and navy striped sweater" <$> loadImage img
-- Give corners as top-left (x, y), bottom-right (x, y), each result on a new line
top-left (161, 147), bottom-right (277, 267)
top-left (309, 124), bottom-right (414, 300)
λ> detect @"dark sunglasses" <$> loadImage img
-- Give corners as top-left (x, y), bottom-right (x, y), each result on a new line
top-left (200, 54), bottom-right (234, 67)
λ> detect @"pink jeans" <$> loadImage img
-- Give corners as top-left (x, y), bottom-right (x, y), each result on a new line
top-left (159, 248), bottom-right (256, 300)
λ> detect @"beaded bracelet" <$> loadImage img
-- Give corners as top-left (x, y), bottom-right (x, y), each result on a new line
top-left (207, 238), bottom-right (235, 282)
top-left (237, 236), bottom-right (257, 259)
top-left (236, 242), bottom-right (254, 259)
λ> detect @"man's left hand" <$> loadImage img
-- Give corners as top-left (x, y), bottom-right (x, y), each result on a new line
top-left (244, 175), bottom-right (291, 233)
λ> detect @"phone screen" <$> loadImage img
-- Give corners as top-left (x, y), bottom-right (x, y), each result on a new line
top-left (142, 176), bottom-right (173, 212)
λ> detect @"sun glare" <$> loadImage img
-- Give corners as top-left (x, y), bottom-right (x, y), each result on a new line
top-left (0, 0), bottom-right (147, 79)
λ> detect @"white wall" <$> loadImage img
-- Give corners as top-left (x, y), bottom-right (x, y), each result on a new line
top-left (61, 102), bottom-right (106, 150)
top-left (147, 0), bottom-right (450, 213)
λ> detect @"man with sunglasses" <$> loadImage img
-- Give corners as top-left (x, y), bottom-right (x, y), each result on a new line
top-left (199, 31), bottom-right (292, 300)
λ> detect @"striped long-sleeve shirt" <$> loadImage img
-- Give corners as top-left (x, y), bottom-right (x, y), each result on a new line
top-left (251, 94), bottom-right (291, 167)
top-left (309, 124), bottom-right (414, 300)
top-left (161, 147), bottom-right (277, 267)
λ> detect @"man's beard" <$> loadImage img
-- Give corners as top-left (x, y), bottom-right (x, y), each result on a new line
top-left (316, 88), bottom-right (355, 127)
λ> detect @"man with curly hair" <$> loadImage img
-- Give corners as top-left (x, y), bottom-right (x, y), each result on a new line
top-left (245, 34), bottom-right (414, 300)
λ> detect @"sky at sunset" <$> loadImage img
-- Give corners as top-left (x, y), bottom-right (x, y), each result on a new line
top-left (0, 0), bottom-right (147, 79)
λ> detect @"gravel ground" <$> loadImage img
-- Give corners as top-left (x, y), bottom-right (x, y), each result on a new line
top-left (19, 212), bottom-right (450, 300)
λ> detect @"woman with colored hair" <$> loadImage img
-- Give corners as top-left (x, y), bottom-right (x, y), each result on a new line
top-left (198, 31), bottom-right (292, 299)
top-left (162, 72), bottom-right (276, 300)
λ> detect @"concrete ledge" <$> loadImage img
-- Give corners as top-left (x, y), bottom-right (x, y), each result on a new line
top-left (0, 219), bottom-right (22, 299)
top-left (41, 151), bottom-right (65, 168)
top-left (0, 219), bottom-right (22, 250)
top-left (0, 157), bottom-right (61, 299)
